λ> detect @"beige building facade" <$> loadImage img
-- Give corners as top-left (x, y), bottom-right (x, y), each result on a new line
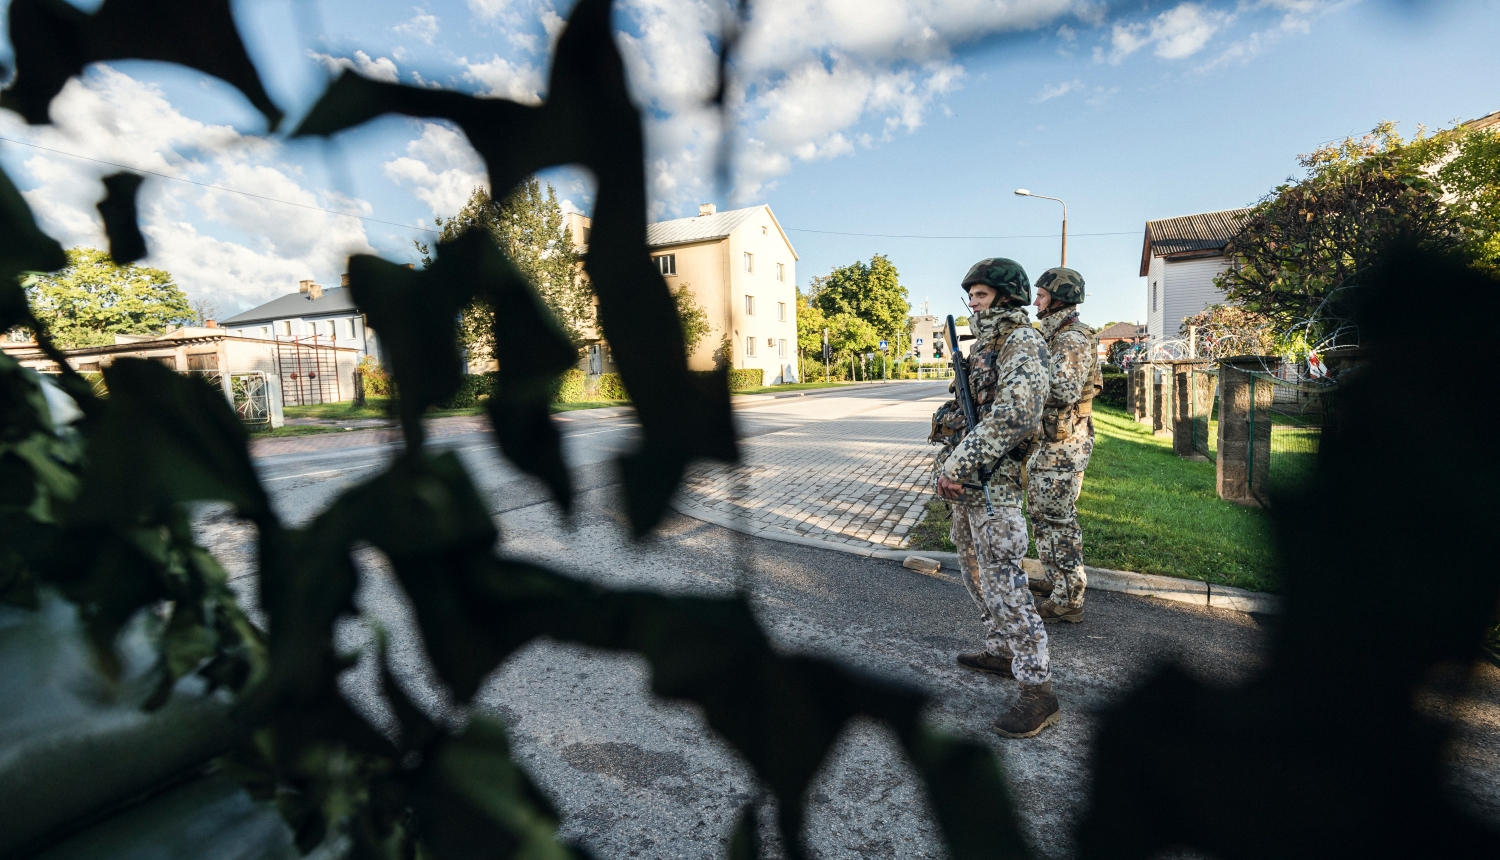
top-left (569, 204), bottom-right (800, 384)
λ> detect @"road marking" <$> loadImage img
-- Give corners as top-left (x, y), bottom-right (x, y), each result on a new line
top-left (263, 464), bottom-right (382, 482)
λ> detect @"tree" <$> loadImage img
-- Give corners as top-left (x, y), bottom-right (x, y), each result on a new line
top-left (1219, 121), bottom-right (1485, 344)
top-left (421, 180), bottom-right (592, 354)
top-left (808, 254), bottom-right (910, 343)
top-left (673, 283), bottom-right (710, 357)
top-left (1177, 304), bottom-right (1282, 361)
top-left (795, 290), bottom-right (828, 358)
top-left (26, 248), bottom-right (193, 348)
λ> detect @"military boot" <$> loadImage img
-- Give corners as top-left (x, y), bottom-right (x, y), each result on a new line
top-left (956, 651), bottom-right (1015, 678)
top-left (1034, 598), bottom-right (1084, 624)
top-left (993, 681), bottom-right (1061, 739)
top-left (1028, 578), bottom-right (1054, 597)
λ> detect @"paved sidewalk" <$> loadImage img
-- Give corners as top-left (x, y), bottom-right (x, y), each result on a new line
top-left (677, 393), bottom-right (942, 550)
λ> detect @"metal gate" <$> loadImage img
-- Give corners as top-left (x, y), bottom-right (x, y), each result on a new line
top-left (275, 336), bottom-right (341, 406)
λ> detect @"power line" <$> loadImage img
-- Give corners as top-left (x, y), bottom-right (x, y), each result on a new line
top-left (784, 227), bottom-right (1139, 240)
top-left (0, 134), bottom-right (441, 235)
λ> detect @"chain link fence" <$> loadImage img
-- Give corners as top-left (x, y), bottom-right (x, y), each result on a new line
top-left (1248, 372), bottom-right (1332, 506)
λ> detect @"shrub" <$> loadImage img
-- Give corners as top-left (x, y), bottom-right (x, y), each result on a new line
top-left (1099, 368), bottom-right (1127, 408)
top-left (553, 368), bottom-right (586, 402)
top-left (594, 372), bottom-right (627, 400)
top-left (357, 356), bottom-right (393, 397)
top-left (440, 371), bottom-right (497, 409)
top-left (728, 368), bottom-right (763, 390)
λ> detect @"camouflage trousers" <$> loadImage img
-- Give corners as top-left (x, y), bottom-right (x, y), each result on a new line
top-left (1028, 468), bottom-right (1087, 609)
top-left (950, 502), bottom-right (1050, 685)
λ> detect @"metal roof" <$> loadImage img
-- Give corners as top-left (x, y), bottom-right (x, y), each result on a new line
top-left (645, 205), bottom-right (799, 256)
top-left (220, 287), bottom-right (361, 326)
top-left (1096, 322), bottom-right (1147, 340)
top-left (1139, 207), bottom-right (1253, 276)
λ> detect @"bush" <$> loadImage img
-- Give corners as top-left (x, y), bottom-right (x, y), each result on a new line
top-left (553, 368), bottom-right (586, 402)
top-left (357, 356), bottom-right (393, 397)
top-left (594, 372), bottom-right (627, 400)
top-left (440, 371), bottom-right (497, 409)
top-left (1099, 368), bottom-right (1127, 408)
top-left (728, 368), bottom-right (763, 390)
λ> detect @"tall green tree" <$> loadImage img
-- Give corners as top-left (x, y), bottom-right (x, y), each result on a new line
top-left (795, 289), bottom-right (828, 358)
top-left (809, 255), bottom-right (910, 343)
top-left (25, 248), bottom-right (193, 348)
top-left (1220, 120), bottom-right (1496, 342)
top-left (421, 179), bottom-right (593, 355)
top-left (673, 283), bottom-right (710, 357)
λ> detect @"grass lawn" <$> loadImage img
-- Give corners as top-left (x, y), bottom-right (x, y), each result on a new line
top-left (255, 397), bottom-right (629, 437)
top-left (734, 381), bottom-right (860, 395)
top-left (909, 403), bottom-right (1277, 592)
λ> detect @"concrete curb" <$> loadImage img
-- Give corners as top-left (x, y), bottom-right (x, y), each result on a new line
top-left (670, 500), bottom-right (1281, 615)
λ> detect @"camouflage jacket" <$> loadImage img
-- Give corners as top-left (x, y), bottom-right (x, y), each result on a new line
top-left (1030, 310), bottom-right (1100, 473)
top-left (933, 306), bottom-right (1048, 509)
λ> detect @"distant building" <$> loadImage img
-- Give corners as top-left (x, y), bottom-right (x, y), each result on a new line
top-left (569, 203), bottom-right (801, 384)
top-left (1095, 322), bottom-right (1147, 363)
top-left (1140, 208), bottom-right (1253, 345)
top-left (219, 277), bottom-right (379, 359)
top-left (908, 315), bottom-right (968, 361)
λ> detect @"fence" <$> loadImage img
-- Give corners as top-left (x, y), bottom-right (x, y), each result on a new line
top-left (916, 365), bottom-right (954, 380)
top-left (1189, 367), bottom-right (1219, 461)
top-left (274, 335), bottom-right (342, 406)
top-left (187, 370), bottom-right (274, 429)
top-left (1247, 372), bottom-right (1330, 506)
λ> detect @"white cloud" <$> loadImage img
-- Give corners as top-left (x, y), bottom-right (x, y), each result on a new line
top-left (309, 50), bottom-right (401, 83)
top-left (466, 0), bottom-right (513, 21)
top-left (1104, 3), bottom-right (1230, 64)
top-left (461, 55), bottom-right (544, 103)
top-left (1, 67), bottom-right (376, 312)
top-left (1034, 79), bottom-right (1084, 102)
top-left (382, 122), bottom-right (488, 217)
top-left (1200, 0), bottom-right (1350, 69)
top-left (395, 9), bottom-right (440, 45)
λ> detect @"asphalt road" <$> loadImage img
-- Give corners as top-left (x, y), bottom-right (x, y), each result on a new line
top-left (196, 382), bottom-right (1500, 859)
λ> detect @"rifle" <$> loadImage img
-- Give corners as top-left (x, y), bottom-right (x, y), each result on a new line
top-left (946, 315), bottom-right (995, 515)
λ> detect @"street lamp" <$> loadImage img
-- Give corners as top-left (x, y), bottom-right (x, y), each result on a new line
top-left (1014, 189), bottom-right (1068, 267)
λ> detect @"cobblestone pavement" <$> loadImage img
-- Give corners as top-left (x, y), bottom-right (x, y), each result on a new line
top-left (677, 392), bottom-right (944, 550)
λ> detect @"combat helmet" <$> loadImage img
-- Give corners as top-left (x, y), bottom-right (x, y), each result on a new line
top-left (961, 258), bottom-right (1030, 306)
top-left (1035, 267), bottom-right (1085, 305)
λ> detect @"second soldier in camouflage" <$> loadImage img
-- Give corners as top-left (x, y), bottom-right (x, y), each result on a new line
top-left (1027, 267), bottom-right (1101, 623)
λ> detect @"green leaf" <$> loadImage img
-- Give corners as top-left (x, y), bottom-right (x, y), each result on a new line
top-left (0, 167), bottom-right (66, 332)
top-left (1, 0), bottom-right (282, 129)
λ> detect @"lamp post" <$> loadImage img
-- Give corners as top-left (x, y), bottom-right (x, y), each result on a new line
top-left (1014, 189), bottom-right (1067, 267)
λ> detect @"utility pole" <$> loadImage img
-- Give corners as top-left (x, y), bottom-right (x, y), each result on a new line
top-left (822, 328), bottom-right (830, 382)
top-left (1014, 189), bottom-right (1068, 267)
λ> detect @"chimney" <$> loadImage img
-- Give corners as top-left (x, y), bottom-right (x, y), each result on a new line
top-left (698, 203), bottom-right (716, 217)
top-left (308, 283), bottom-right (324, 300)
top-left (205, 319), bottom-right (218, 328)
top-left (299, 279), bottom-right (314, 293)
top-left (340, 273), bottom-right (349, 287)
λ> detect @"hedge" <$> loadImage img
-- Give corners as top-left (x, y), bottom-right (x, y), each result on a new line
top-left (553, 368), bottom-right (587, 402)
top-left (594, 373), bottom-right (627, 400)
top-left (441, 371), bottom-right (498, 409)
top-left (1099, 369), bottom-right (1127, 408)
top-left (727, 368), bottom-right (763, 390)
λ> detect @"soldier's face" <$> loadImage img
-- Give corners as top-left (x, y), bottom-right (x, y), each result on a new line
top-left (967, 285), bottom-right (996, 312)
top-left (1035, 287), bottom-right (1053, 313)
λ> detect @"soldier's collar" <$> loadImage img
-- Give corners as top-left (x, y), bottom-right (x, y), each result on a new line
top-left (1037, 309), bottom-right (1080, 337)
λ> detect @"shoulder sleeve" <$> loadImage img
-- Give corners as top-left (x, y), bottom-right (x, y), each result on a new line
top-left (1047, 329), bottom-right (1092, 407)
top-left (941, 329), bottom-right (1047, 483)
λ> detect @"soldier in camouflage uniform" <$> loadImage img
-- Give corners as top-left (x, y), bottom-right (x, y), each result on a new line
top-left (1027, 267), bottom-right (1102, 624)
top-left (931, 258), bottom-right (1060, 739)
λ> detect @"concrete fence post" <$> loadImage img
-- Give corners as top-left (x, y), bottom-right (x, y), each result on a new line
top-left (1171, 360), bottom-right (1208, 456)
top-left (1152, 365), bottom-right (1171, 435)
top-left (1216, 358), bottom-right (1274, 504)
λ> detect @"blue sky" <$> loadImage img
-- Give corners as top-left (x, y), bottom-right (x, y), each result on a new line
top-left (1, 0), bottom-right (1496, 326)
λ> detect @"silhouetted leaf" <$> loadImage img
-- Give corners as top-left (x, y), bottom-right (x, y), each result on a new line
top-left (0, 167), bottom-right (66, 331)
top-left (1, 0), bottom-right (282, 129)
top-left (294, 0), bottom-right (737, 535)
top-left (96, 171), bottom-right (146, 264)
top-left (71, 359), bottom-right (270, 526)
top-left (345, 255), bottom-right (469, 446)
top-left (907, 729), bottom-right (1030, 860)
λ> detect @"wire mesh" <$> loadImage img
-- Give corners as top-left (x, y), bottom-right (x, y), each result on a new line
top-left (1248, 372), bottom-right (1331, 505)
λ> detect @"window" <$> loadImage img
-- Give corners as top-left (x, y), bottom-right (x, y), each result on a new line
top-left (743, 252), bottom-right (754, 273)
top-left (777, 301), bottom-right (786, 321)
top-left (655, 254), bottom-right (676, 276)
top-left (260, 327), bottom-right (270, 338)
top-left (776, 262), bottom-right (785, 282)
top-left (326, 320), bottom-right (337, 339)
top-left (344, 319), bottom-right (356, 340)
top-left (280, 321), bottom-right (292, 336)
top-left (745, 295), bottom-right (755, 315)
top-left (1151, 282), bottom-right (1158, 312)
top-left (761, 225), bottom-right (768, 236)
top-left (746, 336), bottom-right (756, 357)
top-left (778, 339), bottom-right (787, 358)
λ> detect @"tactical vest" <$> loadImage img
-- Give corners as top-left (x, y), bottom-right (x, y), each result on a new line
top-left (1040, 315), bottom-right (1101, 441)
top-left (929, 321), bottom-right (1030, 448)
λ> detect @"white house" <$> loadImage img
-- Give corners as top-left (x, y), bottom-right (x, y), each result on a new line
top-left (219, 278), bottom-right (379, 359)
top-left (1140, 208), bottom-right (1253, 345)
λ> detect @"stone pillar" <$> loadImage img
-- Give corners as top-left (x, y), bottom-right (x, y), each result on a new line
top-left (1152, 365), bottom-right (1170, 435)
top-left (1171, 360), bottom-right (1208, 456)
top-left (1216, 360), bottom-right (1274, 504)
